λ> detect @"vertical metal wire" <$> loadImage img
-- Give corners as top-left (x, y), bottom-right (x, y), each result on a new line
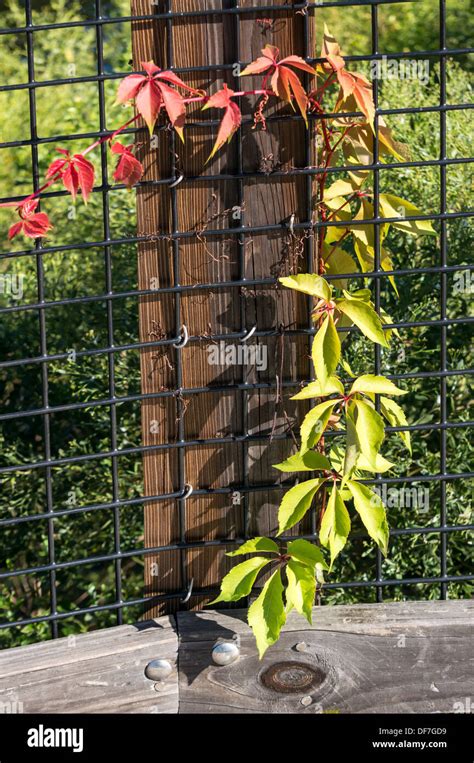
top-left (165, 0), bottom-right (188, 601)
top-left (303, 5), bottom-right (318, 538)
top-left (25, 0), bottom-right (59, 639)
top-left (439, 0), bottom-right (448, 600)
top-left (233, 2), bottom-right (250, 548)
top-left (371, 2), bottom-right (383, 602)
top-left (95, 0), bottom-right (123, 624)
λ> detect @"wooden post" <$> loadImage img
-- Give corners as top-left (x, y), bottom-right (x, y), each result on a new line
top-left (130, 0), bottom-right (317, 617)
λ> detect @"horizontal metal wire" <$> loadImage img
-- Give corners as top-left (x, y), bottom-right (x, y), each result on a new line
top-left (0, 1), bottom-right (429, 38)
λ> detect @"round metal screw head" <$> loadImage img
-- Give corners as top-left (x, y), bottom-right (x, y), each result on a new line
top-left (145, 659), bottom-right (173, 681)
top-left (295, 642), bottom-right (307, 652)
top-left (212, 641), bottom-right (240, 666)
top-left (301, 695), bottom-right (312, 707)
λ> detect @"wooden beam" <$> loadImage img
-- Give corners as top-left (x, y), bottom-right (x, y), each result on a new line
top-left (130, 0), bottom-right (317, 617)
top-left (0, 601), bottom-right (471, 714)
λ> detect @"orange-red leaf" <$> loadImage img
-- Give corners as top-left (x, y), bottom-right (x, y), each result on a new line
top-left (159, 82), bottom-right (186, 141)
top-left (279, 55), bottom-right (317, 75)
top-left (111, 142), bottom-right (144, 188)
top-left (202, 84), bottom-right (241, 160)
top-left (72, 155), bottom-right (95, 203)
top-left (8, 200), bottom-right (52, 240)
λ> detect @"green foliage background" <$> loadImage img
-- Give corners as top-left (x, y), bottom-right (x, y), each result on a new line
top-left (0, 0), bottom-right (472, 647)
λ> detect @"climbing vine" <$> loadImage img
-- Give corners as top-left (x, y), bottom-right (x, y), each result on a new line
top-left (2, 25), bottom-right (435, 657)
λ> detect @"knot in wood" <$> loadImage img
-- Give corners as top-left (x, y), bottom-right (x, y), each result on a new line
top-left (259, 661), bottom-right (325, 694)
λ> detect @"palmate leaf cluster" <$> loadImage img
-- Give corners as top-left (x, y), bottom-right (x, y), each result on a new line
top-left (210, 28), bottom-right (437, 657)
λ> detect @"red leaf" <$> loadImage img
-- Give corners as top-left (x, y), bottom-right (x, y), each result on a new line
top-left (239, 45), bottom-right (279, 77)
top-left (279, 55), bottom-right (317, 75)
top-left (8, 201), bottom-right (52, 240)
top-left (22, 212), bottom-right (52, 238)
top-left (116, 60), bottom-right (195, 137)
top-left (72, 155), bottom-right (95, 203)
top-left (155, 69), bottom-right (197, 94)
top-left (141, 60), bottom-right (161, 77)
top-left (135, 80), bottom-right (162, 135)
top-left (159, 82), bottom-right (186, 141)
top-left (202, 84), bottom-right (241, 160)
top-left (8, 221), bottom-right (22, 240)
top-left (111, 142), bottom-right (143, 188)
top-left (263, 45), bottom-right (280, 64)
top-left (21, 198), bottom-right (40, 216)
top-left (46, 156), bottom-right (68, 179)
top-left (62, 163), bottom-right (79, 200)
top-left (282, 67), bottom-right (309, 126)
top-left (116, 73), bottom-right (147, 104)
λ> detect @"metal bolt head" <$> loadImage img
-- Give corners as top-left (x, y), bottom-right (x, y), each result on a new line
top-left (301, 695), bottom-right (312, 707)
top-left (145, 659), bottom-right (173, 681)
top-left (212, 641), bottom-right (240, 666)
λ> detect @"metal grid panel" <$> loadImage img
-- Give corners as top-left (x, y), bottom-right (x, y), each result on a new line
top-left (0, 0), bottom-right (472, 638)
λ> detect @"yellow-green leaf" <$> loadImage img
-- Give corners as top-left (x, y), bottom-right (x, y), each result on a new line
top-left (323, 245), bottom-right (358, 290)
top-left (209, 556), bottom-right (271, 604)
top-left (274, 451), bottom-right (332, 472)
top-left (227, 537), bottom-right (279, 556)
top-left (380, 395), bottom-right (412, 454)
top-left (300, 399), bottom-right (338, 453)
top-left (346, 480), bottom-right (389, 555)
top-left (350, 374), bottom-right (407, 397)
top-left (287, 538), bottom-right (328, 570)
top-left (336, 296), bottom-right (389, 347)
top-left (311, 314), bottom-right (341, 388)
top-left (379, 193), bottom-right (436, 236)
top-left (248, 569), bottom-right (286, 659)
top-left (285, 560), bottom-right (316, 623)
top-left (277, 478), bottom-right (326, 535)
top-left (354, 399), bottom-right (385, 471)
top-left (291, 377), bottom-right (344, 399)
top-left (279, 274), bottom-right (331, 301)
top-left (344, 406), bottom-right (360, 476)
top-left (319, 486), bottom-right (351, 567)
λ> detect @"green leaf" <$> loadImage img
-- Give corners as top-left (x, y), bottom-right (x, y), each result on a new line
top-left (323, 245), bottom-right (358, 290)
top-left (285, 560), bottom-right (316, 623)
top-left (346, 480), bottom-right (389, 555)
top-left (350, 374), bottom-right (407, 397)
top-left (319, 486), bottom-right (351, 567)
top-left (379, 193), bottom-right (436, 236)
top-left (341, 358), bottom-right (357, 378)
top-left (277, 478), bottom-right (326, 535)
top-left (311, 314), bottom-right (341, 388)
top-left (273, 451), bottom-right (331, 473)
top-left (209, 556), bottom-right (271, 604)
top-left (324, 178), bottom-right (356, 202)
top-left (344, 406), bottom-right (360, 476)
top-left (300, 399), bottom-right (338, 453)
top-left (287, 538), bottom-right (328, 570)
top-left (380, 395), bottom-right (412, 454)
top-left (279, 274), bottom-right (331, 301)
top-left (356, 451), bottom-right (395, 473)
top-left (227, 537), bottom-right (279, 556)
top-left (248, 569), bottom-right (286, 658)
top-left (354, 399), bottom-right (385, 471)
top-left (336, 296), bottom-right (389, 347)
top-left (291, 377), bottom-right (344, 398)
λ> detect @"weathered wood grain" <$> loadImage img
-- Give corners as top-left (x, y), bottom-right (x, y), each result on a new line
top-left (177, 601), bottom-right (474, 714)
top-left (0, 617), bottom-right (178, 714)
top-left (1, 602), bottom-right (470, 713)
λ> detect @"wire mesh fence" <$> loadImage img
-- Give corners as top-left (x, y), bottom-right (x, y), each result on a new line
top-left (0, 0), bottom-right (472, 646)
